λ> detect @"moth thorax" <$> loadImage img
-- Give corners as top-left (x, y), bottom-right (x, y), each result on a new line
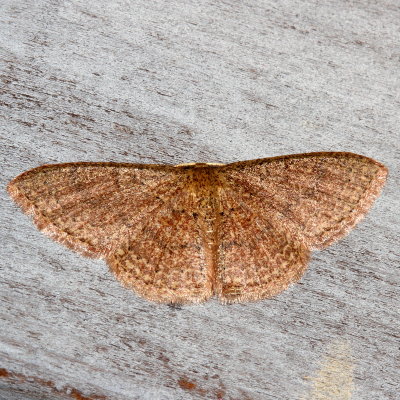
top-left (187, 168), bottom-right (221, 198)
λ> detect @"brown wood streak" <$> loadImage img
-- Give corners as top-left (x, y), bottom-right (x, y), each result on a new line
top-left (7, 152), bottom-right (388, 304)
top-left (0, 368), bottom-right (105, 400)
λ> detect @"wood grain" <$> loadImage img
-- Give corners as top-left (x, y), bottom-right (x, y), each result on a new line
top-left (1, 0), bottom-right (399, 399)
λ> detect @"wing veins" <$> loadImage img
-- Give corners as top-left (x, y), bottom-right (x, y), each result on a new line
top-left (226, 175), bottom-right (308, 232)
top-left (219, 188), bottom-right (274, 288)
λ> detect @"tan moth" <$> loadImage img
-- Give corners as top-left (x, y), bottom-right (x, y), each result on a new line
top-left (8, 152), bottom-right (387, 304)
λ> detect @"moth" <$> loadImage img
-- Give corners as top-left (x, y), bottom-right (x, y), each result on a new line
top-left (8, 152), bottom-right (387, 304)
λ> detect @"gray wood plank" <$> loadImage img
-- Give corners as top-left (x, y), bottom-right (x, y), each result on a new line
top-left (1, 1), bottom-right (399, 399)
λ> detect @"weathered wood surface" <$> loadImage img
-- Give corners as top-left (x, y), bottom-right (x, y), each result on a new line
top-left (1, 1), bottom-right (399, 399)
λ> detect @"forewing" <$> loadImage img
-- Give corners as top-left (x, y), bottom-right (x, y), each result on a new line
top-left (216, 186), bottom-right (310, 303)
top-left (221, 152), bottom-right (387, 250)
top-left (107, 187), bottom-right (213, 304)
top-left (8, 163), bottom-right (181, 258)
